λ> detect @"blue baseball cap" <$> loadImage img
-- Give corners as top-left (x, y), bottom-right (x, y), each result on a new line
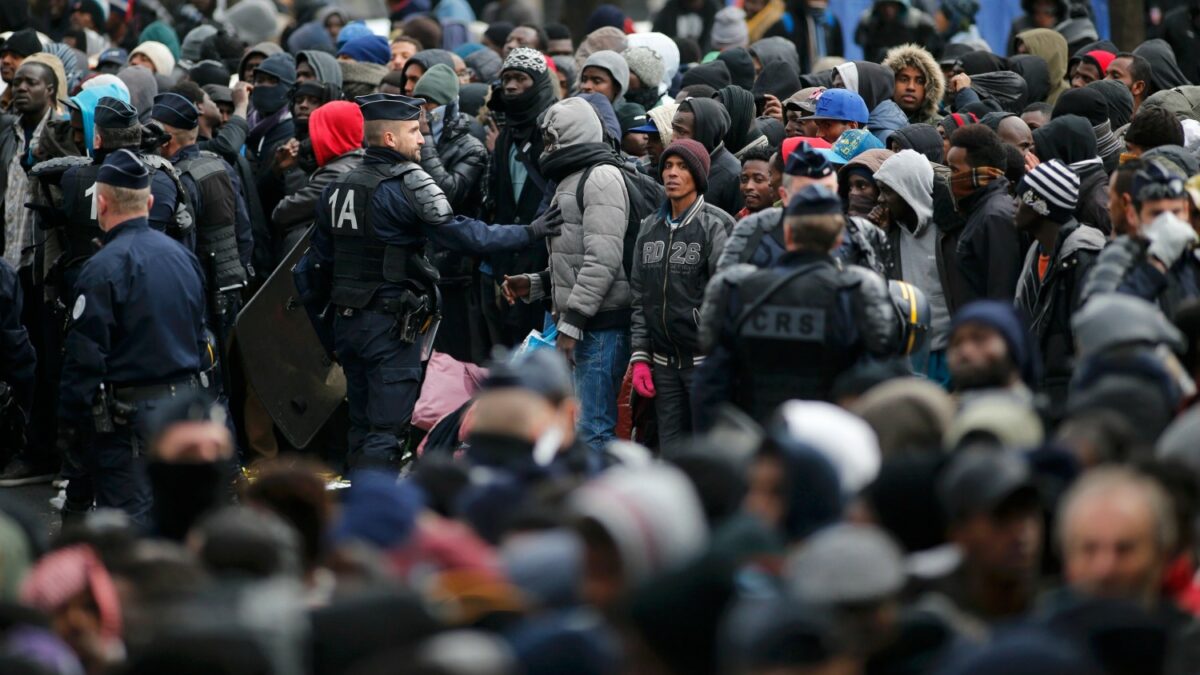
top-left (807, 89), bottom-right (869, 125)
top-left (97, 47), bottom-right (127, 67)
top-left (627, 118), bottom-right (659, 134)
top-left (817, 129), bottom-right (885, 165)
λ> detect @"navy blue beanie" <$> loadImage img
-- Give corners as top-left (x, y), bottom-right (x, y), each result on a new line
top-left (337, 35), bottom-right (391, 66)
top-left (951, 300), bottom-right (1041, 386)
top-left (330, 471), bottom-right (424, 548)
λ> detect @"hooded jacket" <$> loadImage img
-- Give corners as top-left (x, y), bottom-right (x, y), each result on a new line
top-left (1087, 79), bottom-right (1134, 129)
top-left (882, 44), bottom-right (945, 125)
top-left (1133, 39), bottom-right (1191, 93)
top-left (681, 97), bottom-right (743, 215)
top-left (298, 50), bottom-right (344, 88)
top-left (837, 60), bottom-right (908, 142)
top-left (1016, 29), bottom-right (1068, 105)
top-left (630, 196), bottom-right (733, 368)
top-left (238, 41), bottom-right (283, 80)
top-left (888, 123), bottom-right (944, 164)
top-left (1009, 54), bottom-right (1051, 104)
top-left (952, 71), bottom-right (1029, 115)
top-left (1032, 114), bottom-right (1111, 235)
top-left (582, 50), bottom-right (630, 103)
top-left (716, 48), bottom-right (757, 91)
top-left (753, 61), bottom-right (802, 104)
top-left (1014, 220), bottom-right (1105, 413)
top-left (716, 85), bottom-right (764, 155)
top-left (399, 50), bottom-right (456, 93)
top-left (117, 65), bottom-right (159, 124)
top-left (539, 98), bottom-right (632, 339)
top-left (750, 37), bottom-right (801, 76)
top-left (875, 150), bottom-right (951, 349)
top-left (272, 100), bottom-right (364, 235)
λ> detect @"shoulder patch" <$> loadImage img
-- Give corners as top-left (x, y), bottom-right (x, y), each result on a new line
top-left (30, 155), bottom-right (92, 178)
top-left (400, 166), bottom-right (453, 226)
top-left (72, 294), bottom-right (86, 320)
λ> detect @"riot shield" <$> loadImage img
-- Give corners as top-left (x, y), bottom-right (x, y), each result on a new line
top-left (236, 230), bottom-right (345, 448)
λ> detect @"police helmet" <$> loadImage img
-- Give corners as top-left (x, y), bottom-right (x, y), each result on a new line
top-left (888, 280), bottom-right (932, 357)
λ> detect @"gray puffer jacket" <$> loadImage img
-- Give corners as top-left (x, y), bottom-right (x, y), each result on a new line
top-left (540, 98), bottom-right (632, 340)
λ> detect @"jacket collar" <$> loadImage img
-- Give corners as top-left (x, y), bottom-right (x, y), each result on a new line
top-left (364, 146), bottom-right (411, 164)
top-left (170, 143), bottom-right (200, 163)
top-left (101, 216), bottom-right (149, 243)
top-left (957, 176), bottom-right (1009, 212)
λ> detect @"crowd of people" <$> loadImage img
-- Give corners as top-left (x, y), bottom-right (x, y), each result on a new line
top-left (4, 0), bottom-right (1200, 672)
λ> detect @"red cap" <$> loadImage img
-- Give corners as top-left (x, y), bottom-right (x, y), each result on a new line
top-left (782, 136), bottom-right (833, 162)
top-left (1084, 50), bottom-right (1117, 74)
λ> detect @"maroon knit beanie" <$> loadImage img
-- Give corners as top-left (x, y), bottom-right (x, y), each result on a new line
top-left (660, 139), bottom-right (711, 194)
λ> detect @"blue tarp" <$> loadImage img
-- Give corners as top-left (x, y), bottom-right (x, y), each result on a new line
top-left (831, 0), bottom-right (1110, 60)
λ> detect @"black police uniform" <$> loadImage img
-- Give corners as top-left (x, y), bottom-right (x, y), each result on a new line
top-left (694, 186), bottom-right (900, 426)
top-left (51, 97), bottom-right (191, 302)
top-left (58, 150), bottom-right (208, 527)
top-left (152, 93), bottom-right (255, 342)
top-left (0, 258), bottom-right (36, 456)
top-left (296, 93), bottom-right (539, 467)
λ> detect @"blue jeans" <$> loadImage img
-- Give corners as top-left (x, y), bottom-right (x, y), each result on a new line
top-left (573, 328), bottom-right (631, 454)
top-left (335, 309), bottom-right (423, 466)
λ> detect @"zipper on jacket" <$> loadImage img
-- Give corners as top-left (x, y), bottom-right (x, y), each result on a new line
top-left (661, 223), bottom-right (682, 368)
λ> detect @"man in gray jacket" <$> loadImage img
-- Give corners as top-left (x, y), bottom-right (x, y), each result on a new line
top-left (504, 97), bottom-right (632, 453)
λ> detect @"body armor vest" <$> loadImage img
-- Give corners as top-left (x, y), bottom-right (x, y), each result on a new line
top-left (327, 163), bottom-right (428, 309)
top-left (61, 163), bottom-right (103, 267)
top-left (731, 260), bottom-right (860, 419)
top-left (176, 151), bottom-right (245, 289)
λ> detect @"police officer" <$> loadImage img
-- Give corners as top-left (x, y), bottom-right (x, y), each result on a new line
top-left (0, 257), bottom-right (35, 471)
top-left (51, 96), bottom-right (192, 302)
top-left (296, 92), bottom-right (560, 468)
top-left (57, 150), bottom-right (208, 526)
top-left (151, 92), bottom-right (255, 341)
top-left (694, 185), bottom-right (901, 426)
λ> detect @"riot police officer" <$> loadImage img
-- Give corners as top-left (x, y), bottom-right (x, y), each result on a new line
top-left (694, 185), bottom-right (901, 426)
top-left (151, 92), bottom-right (255, 341)
top-left (57, 150), bottom-right (208, 526)
top-left (44, 95), bottom-right (192, 303)
top-left (296, 92), bottom-right (559, 468)
top-left (0, 257), bottom-right (35, 472)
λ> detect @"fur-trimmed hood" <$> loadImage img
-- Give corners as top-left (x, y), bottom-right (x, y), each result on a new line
top-left (882, 43), bottom-right (945, 125)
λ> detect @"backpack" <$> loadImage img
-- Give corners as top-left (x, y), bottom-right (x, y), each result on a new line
top-left (574, 160), bottom-right (666, 277)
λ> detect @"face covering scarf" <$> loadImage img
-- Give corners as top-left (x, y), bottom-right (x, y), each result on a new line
top-left (950, 166), bottom-right (1005, 200)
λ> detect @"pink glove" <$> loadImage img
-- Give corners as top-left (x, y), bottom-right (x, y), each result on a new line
top-left (632, 362), bottom-right (656, 398)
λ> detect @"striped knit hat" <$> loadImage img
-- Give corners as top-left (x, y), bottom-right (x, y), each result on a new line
top-left (1017, 159), bottom-right (1079, 224)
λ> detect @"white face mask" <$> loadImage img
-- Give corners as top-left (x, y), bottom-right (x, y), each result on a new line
top-left (532, 424), bottom-right (564, 467)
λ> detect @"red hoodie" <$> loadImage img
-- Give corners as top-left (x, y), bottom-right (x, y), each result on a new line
top-left (309, 101), bottom-right (364, 168)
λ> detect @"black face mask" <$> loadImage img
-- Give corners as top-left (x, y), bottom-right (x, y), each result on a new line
top-left (626, 86), bottom-right (659, 109)
top-left (148, 461), bottom-right (232, 541)
top-left (250, 83), bottom-right (289, 116)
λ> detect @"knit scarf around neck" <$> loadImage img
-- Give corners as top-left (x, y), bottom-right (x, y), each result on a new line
top-left (539, 142), bottom-right (619, 184)
top-left (950, 166), bottom-right (1005, 200)
top-left (492, 72), bottom-right (557, 134)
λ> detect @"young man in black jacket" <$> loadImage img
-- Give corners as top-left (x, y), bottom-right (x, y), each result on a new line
top-left (947, 124), bottom-right (1023, 302)
top-left (630, 139), bottom-right (733, 449)
top-left (1012, 159), bottom-right (1104, 418)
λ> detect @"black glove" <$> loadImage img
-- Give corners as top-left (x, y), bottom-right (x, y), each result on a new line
top-left (525, 204), bottom-right (564, 240)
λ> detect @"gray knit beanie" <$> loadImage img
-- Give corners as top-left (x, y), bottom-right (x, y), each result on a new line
top-left (711, 7), bottom-right (749, 50)
top-left (622, 46), bottom-right (665, 91)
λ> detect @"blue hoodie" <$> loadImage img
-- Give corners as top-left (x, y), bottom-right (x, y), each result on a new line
top-left (69, 83), bottom-right (132, 156)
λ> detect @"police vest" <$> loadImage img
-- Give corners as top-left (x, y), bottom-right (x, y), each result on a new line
top-left (176, 151), bottom-right (245, 289)
top-left (326, 163), bottom-right (435, 309)
top-left (731, 259), bottom-right (862, 419)
top-left (61, 163), bottom-right (104, 267)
